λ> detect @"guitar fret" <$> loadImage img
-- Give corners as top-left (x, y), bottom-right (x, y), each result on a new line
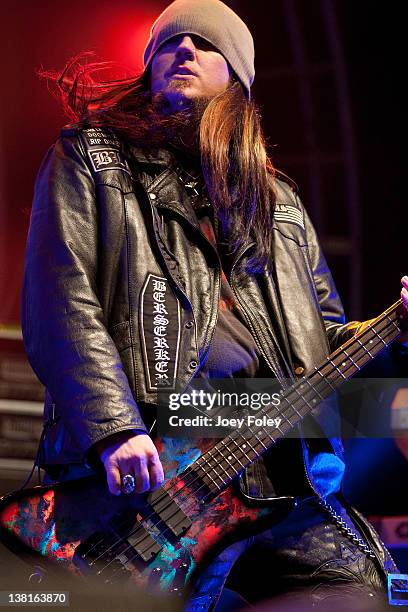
top-left (258, 426), bottom-right (276, 443)
top-left (236, 437), bottom-right (261, 461)
top-left (304, 376), bottom-right (324, 400)
top-left (220, 439), bottom-right (245, 470)
top-left (356, 337), bottom-right (373, 358)
top-left (228, 436), bottom-right (252, 462)
top-left (204, 467), bottom-right (223, 490)
top-left (207, 446), bottom-right (233, 482)
top-left (252, 430), bottom-right (268, 451)
top-left (314, 367), bottom-right (337, 391)
top-left (280, 394), bottom-right (303, 423)
top-left (342, 348), bottom-right (360, 371)
top-left (370, 325), bottom-right (388, 347)
top-left (217, 442), bottom-right (239, 476)
top-left (275, 422), bottom-right (285, 436)
top-left (291, 382), bottom-right (316, 413)
top-left (328, 358), bottom-right (347, 379)
top-left (261, 396), bottom-right (293, 432)
top-left (386, 314), bottom-right (400, 332)
top-left (197, 455), bottom-right (223, 490)
top-left (216, 442), bottom-right (237, 474)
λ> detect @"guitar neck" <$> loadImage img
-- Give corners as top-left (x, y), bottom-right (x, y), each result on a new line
top-left (190, 299), bottom-right (407, 497)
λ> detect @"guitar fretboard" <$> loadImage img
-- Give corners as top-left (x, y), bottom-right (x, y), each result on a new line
top-left (186, 299), bottom-right (406, 498)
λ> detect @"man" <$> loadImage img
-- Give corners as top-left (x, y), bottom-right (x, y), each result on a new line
top-left (22, 0), bottom-right (408, 608)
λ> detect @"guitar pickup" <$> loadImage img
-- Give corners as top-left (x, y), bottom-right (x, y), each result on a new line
top-left (122, 523), bottom-right (162, 563)
top-left (109, 513), bottom-right (162, 563)
top-left (75, 518), bottom-right (162, 574)
top-left (147, 489), bottom-right (192, 538)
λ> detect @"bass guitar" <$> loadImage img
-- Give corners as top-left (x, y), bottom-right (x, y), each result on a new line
top-left (0, 300), bottom-right (406, 597)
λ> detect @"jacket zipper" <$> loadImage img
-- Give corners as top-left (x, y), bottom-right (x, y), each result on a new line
top-left (230, 245), bottom-right (322, 503)
top-left (300, 435), bottom-right (321, 497)
top-left (150, 206), bottom-right (200, 384)
top-left (230, 245), bottom-right (290, 391)
top-left (157, 206), bottom-right (223, 358)
top-left (229, 246), bottom-right (326, 497)
top-left (153, 205), bottom-right (222, 384)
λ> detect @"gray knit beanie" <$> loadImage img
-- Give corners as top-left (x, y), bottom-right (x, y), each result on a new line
top-left (143, 0), bottom-right (255, 99)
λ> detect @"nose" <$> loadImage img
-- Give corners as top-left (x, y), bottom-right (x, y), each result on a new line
top-left (175, 35), bottom-right (196, 62)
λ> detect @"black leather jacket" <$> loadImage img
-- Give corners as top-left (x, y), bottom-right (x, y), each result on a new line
top-left (22, 125), bottom-right (363, 498)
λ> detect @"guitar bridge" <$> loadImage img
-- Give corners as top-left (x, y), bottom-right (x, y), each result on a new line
top-left (73, 516), bottom-right (162, 580)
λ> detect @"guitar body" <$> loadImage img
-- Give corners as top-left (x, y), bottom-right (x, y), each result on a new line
top-left (0, 437), bottom-right (279, 595)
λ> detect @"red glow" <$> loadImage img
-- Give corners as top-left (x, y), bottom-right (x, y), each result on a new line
top-left (0, 0), bottom-right (168, 326)
top-left (96, 4), bottom-right (167, 73)
top-left (106, 10), bottom-right (156, 72)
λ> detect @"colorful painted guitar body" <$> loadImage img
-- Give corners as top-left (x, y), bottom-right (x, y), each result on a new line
top-left (0, 299), bottom-right (406, 597)
top-left (0, 437), bottom-right (278, 595)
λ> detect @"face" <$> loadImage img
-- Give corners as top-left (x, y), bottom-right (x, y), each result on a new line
top-left (150, 34), bottom-right (231, 112)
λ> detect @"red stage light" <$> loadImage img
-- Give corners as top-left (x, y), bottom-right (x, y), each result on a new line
top-left (95, 3), bottom-right (167, 73)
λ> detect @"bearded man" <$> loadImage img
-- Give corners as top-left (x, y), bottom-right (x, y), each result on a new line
top-left (22, 0), bottom-right (408, 609)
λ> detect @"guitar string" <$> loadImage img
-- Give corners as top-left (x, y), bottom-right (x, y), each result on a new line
top-left (90, 316), bottom-right (403, 574)
top-left (87, 312), bottom-right (402, 570)
top-left (88, 314), bottom-right (402, 572)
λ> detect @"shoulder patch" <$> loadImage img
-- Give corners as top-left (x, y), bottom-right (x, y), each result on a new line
top-left (82, 127), bottom-right (121, 148)
top-left (80, 127), bottom-right (131, 175)
top-left (274, 203), bottom-right (305, 230)
top-left (88, 148), bottom-right (131, 175)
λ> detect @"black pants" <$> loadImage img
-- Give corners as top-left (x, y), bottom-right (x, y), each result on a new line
top-left (206, 495), bottom-right (398, 611)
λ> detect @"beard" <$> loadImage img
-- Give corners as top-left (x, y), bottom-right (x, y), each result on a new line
top-left (152, 78), bottom-right (213, 114)
top-left (149, 87), bottom-right (214, 154)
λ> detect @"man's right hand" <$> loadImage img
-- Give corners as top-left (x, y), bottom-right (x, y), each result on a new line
top-left (94, 430), bottom-right (165, 496)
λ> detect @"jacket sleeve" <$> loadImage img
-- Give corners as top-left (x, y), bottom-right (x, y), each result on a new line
top-left (21, 133), bottom-right (148, 462)
top-left (302, 201), bottom-right (359, 351)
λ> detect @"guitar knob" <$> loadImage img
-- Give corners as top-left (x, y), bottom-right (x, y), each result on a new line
top-left (170, 586), bottom-right (183, 596)
top-left (148, 565), bottom-right (163, 588)
top-left (28, 565), bottom-right (47, 584)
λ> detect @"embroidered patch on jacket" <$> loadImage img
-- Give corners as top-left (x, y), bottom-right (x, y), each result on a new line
top-left (274, 204), bottom-right (305, 230)
top-left (88, 148), bottom-right (131, 174)
top-left (140, 274), bottom-right (181, 391)
top-left (83, 127), bottom-right (121, 148)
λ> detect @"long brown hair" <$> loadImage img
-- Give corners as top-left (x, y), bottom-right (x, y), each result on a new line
top-left (41, 53), bottom-right (277, 272)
